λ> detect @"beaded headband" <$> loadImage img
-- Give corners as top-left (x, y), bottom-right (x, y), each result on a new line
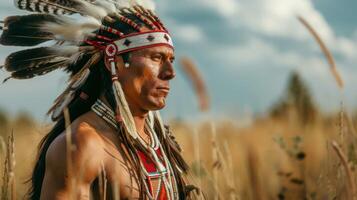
top-left (114, 31), bottom-right (173, 54)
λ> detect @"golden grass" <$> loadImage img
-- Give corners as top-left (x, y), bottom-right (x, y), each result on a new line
top-left (1, 111), bottom-right (357, 199)
top-left (331, 141), bottom-right (356, 200)
top-left (1, 132), bottom-right (15, 200)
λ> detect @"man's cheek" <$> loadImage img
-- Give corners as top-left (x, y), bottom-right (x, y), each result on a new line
top-left (138, 81), bottom-right (155, 99)
top-left (141, 60), bottom-right (160, 77)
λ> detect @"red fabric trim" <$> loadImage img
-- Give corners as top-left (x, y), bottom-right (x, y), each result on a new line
top-left (147, 176), bottom-right (153, 195)
top-left (138, 151), bottom-right (156, 173)
top-left (158, 184), bottom-right (168, 200)
top-left (137, 149), bottom-right (169, 199)
top-left (85, 40), bottom-right (106, 50)
top-left (117, 43), bottom-right (174, 55)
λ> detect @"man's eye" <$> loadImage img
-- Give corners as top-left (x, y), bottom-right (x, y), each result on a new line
top-left (152, 54), bottom-right (163, 61)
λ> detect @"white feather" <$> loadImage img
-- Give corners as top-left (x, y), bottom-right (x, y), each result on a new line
top-left (134, 0), bottom-right (156, 10)
top-left (48, 5), bottom-right (55, 14)
top-left (52, 90), bottom-right (75, 120)
top-left (79, 1), bottom-right (109, 19)
top-left (66, 51), bottom-right (85, 65)
top-left (39, 3), bottom-right (45, 12)
top-left (112, 0), bottom-right (131, 9)
top-left (54, 46), bottom-right (81, 57)
top-left (29, 2), bottom-right (36, 11)
top-left (42, 17), bottom-right (101, 42)
top-left (93, 1), bottom-right (117, 14)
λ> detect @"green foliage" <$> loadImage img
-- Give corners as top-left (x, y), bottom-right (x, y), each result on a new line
top-left (270, 71), bottom-right (318, 125)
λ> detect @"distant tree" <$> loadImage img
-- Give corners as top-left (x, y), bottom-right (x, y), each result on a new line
top-left (0, 108), bottom-right (9, 137)
top-left (270, 71), bottom-right (318, 124)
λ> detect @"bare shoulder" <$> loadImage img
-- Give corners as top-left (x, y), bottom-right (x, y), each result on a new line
top-left (45, 118), bottom-right (106, 182)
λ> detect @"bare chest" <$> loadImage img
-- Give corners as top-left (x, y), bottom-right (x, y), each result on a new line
top-left (90, 144), bottom-right (175, 200)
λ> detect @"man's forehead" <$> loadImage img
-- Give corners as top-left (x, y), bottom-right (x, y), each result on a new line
top-left (132, 45), bottom-right (175, 56)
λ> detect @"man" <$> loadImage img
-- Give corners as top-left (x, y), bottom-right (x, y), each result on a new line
top-left (0, 1), bottom-right (197, 199)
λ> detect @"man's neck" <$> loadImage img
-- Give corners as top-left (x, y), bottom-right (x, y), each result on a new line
top-left (99, 95), bottom-right (148, 139)
top-left (132, 113), bottom-right (146, 136)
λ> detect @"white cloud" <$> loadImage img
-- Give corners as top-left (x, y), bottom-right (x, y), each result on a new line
top-left (216, 37), bottom-right (330, 77)
top-left (157, 0), bottom-right (239, 18)
top-left (335, 37), bottom-right (357, 59)
top-left (161, 0), bottom-right (357, 61)
top-left (199, 0), bottom-right (239, 17)
top-left (235, 0), bottom-right (333, 41)
top-left (215, 36), bottom-right (353, 110)
top-left (229, 0), bottom-right (357, 69)
top-left (170, 24), bottom-right (206, 43)
top-left (217, 38), bottom-right (293, 68)
top-left (354, 29), bottom-right (357, 40)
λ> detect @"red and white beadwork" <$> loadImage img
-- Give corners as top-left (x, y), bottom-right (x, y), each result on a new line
top-left (113, 31), bottom-right (174, 54)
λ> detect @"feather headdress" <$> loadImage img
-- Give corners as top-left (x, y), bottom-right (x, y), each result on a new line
top-left (0, 0), bottom-right (174, 135)
top-left (0, 1), bottom-right (194, 199)
top-left (0, 0), bottom-right (172, 122)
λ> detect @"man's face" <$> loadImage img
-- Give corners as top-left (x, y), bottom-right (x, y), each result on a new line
top-left (116, 46), bottom-right (175, 114)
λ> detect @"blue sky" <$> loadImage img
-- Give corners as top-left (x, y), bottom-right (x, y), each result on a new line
top-left (0, 0), bottom-right (356, 122)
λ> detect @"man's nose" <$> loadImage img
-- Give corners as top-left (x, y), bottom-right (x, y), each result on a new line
top-left (159, 60), bottom-right (176, 80)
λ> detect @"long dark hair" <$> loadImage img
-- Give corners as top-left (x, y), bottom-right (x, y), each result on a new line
top-left (28, 11), bottom-right (190, 200)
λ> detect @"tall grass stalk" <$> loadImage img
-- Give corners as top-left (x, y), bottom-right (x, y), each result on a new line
top-left (223, 141), bottom-right (239, 200)
top-left (179, 57), bottom-right (210, 112)
top-left (247, 146), bottom-right (263, 200)
top-left (331, 141), bottom-right (356, 200)
top-left (1, 132), bottom-right (15, 200)
top-left (297, 16), bottom-right (344, 89)
top-left (193, 127), bottom-right (202, 199)
top-left (9, 132), bottom-right (15, 200)
top-left (211, 122), bottom-right (221, 200)
top-left (0, 135), bottom-right (5, 198)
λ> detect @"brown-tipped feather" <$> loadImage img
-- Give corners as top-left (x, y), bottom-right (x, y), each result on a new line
top-left (298, 16), bottom-right (344, 89)
top-left (179, 57), bottom-right (210, 112)
top-left (0, 14), bottom-right (58, 46)
top-left (15, 0), bottom-right (79, 15)
top-left (47, 51), bottom-right (101, 117)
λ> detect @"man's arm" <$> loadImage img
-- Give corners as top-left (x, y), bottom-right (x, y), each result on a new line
top-left (40, 122), bottom-right (105, 200)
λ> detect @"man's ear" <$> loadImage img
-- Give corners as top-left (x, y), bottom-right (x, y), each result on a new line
top-left (104, 55), bottom-right (125, 72)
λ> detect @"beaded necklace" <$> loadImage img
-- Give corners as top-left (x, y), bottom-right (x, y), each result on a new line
top-left (91, 99), bottom-right (179, 199)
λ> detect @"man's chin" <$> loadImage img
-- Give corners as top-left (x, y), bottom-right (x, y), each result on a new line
top-left (147, 98), bottom-right (166, 111)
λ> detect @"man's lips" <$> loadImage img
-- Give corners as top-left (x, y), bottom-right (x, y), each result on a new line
top-left (157, 86), bottom-right (170, 94)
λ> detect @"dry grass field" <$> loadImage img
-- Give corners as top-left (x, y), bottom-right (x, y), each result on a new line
top-left (1, 106), bottom-right (357, 200)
